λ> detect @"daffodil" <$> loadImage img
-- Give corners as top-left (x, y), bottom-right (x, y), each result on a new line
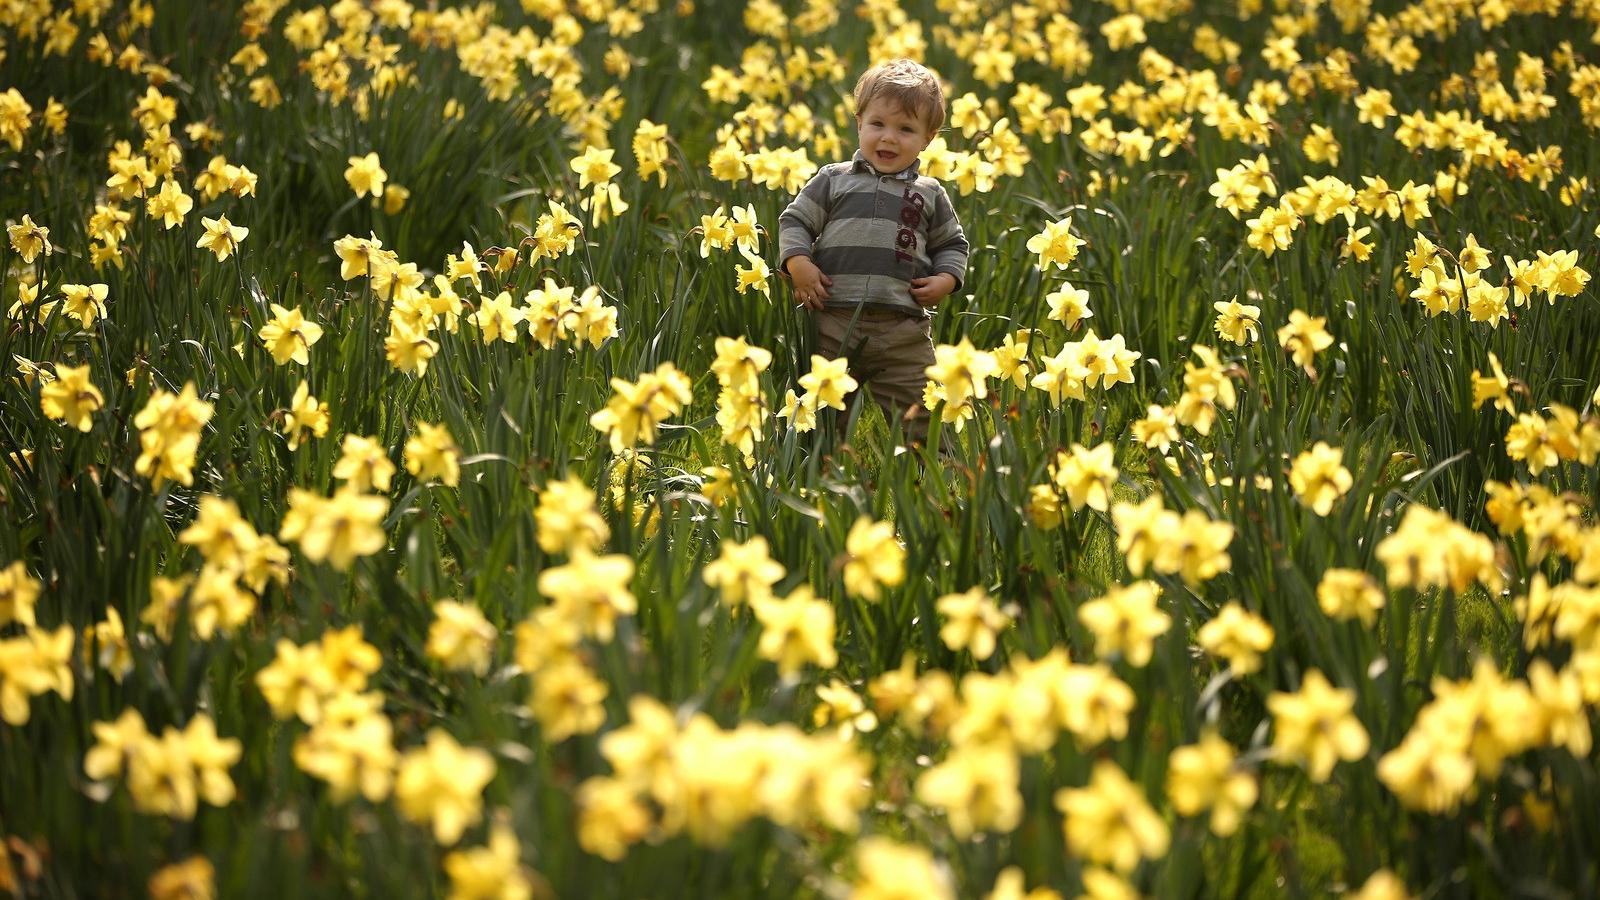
top-left (915, 742), bottom-right (1022, 838)
top-left (282, 381), bottom-right (329, 450)
top-left (39, 363), bottom-right (104, 431)
top-left (258, 304), bottom-right (324, 365)
top-left (751, 586), bottom-right (836, 676)
top-left (588, 363), bottom-right (694, 453)
top-left (1289, 442), bottom-right (1352, 515)
top-left (797, 354), bottom-right (857, 411)
top-left (1316, 569), bottom-right (1385, 626)
top-left (1167, 732), bottom-right (1258, 836)
top-left (0, 562), bottom-right (41, 629)
top-left (734, 245), bottom-right (771, 295)
top-left (703, 537), bottom-right (786, 609)
top-left (1196, 603), bottom-right (1275, 674)
top-left (935, 587), bottom-right (1011, 660)
top-left (134, 383), bottom-right (213, 488)
top-left (1268, 670), bottom-right (1369, 782)
top-left (4, 215), bottom-right (53, 271)
top-left (1046, 282), bottom-right (1092, 328)
top-left (195, 215), bottom-right (247, 261)
top-left (471, 291), bottom-right (524, 344)
top-left (842, 517), bottom-right (905, 601)
top-left (443, 818), bottom-right (534, 900)
top-left (395, 730), bottom-right (496, 845)
top-left (850, 838), bottom-right (954, 900)
top-left (283, 486), bottom-right (388, 571)
top-left (538, 548), bottom-right (636, 642)
top-left (1054, 760), bottom-right (1169, 872)
top-left (1277, 309), bottom-right (1334, 375)
top-left (146, 179), bottom-right (193, 229)
top-left (1050, 443), bottom-right (1117, 512)
top-left (1025, 218), bottom-right (1085, 270)
top-left (59, 283), bottom-right (109, 328)
top-left (1078, 580), bottom-right (1169, 665)
top-left (405, 422), bottom-right (460, 486)
top-left (345, 152), bottom-right (387, 199)
top-left (426, 601), bottom-right (497, 676)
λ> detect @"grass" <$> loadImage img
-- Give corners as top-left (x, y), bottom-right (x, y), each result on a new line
top-left (2, 0), bottom-right (1600, 897)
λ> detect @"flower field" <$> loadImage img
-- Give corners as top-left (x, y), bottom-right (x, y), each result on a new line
top-left (5, 0), bottom-right (1600, 896)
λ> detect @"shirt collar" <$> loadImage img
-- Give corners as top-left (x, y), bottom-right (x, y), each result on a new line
top-left (851, 149), bottom-right (921, 180)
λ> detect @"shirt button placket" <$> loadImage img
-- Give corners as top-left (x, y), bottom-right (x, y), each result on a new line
top-left (868, 174), bottom-right (885, 303)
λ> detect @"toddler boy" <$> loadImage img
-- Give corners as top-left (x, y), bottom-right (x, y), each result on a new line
top-left (778, 58), bottom-right (970, 447)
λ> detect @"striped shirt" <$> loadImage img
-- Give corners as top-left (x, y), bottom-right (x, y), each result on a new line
top-left (778, 150), bottom-right (970, 318)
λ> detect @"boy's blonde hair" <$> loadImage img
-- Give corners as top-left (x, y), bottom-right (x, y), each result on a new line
top-left (853, 58), bottom-right (945, 136)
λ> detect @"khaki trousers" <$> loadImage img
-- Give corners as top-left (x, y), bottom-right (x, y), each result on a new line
top-left (813, 306), bottom-right (936, 447)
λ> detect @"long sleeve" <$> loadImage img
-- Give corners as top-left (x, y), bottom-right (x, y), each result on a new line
top-left (926, 184), bottom-right (970, 290)
top-left (777, 170), bottom-right (832, 274)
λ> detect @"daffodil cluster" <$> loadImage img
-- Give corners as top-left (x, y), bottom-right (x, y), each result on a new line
top-left (7, 0), bottom-right (1600, 895)
top-left (778, 354), bottom-right (857, 433)
top-left (589, 362), bottom-right (693, 453)
top-left (711, 336), bottom-right (772, 462)
top-left (1111, 494), bottom-right (1235, 586)
top-left (85, 710), bottom-right (241, 820)
top-left (923, 338), bottom-right (998, 432)
top-left (0, 564), bottom-right (72, 725)
top-left (576, 695), bottom-right (869, 859)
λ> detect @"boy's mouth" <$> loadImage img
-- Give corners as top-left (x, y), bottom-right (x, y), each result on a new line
top-left (875, 150), bottom-right (898, 160)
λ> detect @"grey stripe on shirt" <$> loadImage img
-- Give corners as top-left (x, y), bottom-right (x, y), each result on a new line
top-left (778, 151), bottom-right (970, 318)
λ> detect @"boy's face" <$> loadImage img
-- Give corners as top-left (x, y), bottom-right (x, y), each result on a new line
top-left (856, 97), bottom-right (933, 175)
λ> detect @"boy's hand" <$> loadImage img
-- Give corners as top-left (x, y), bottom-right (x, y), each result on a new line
top-left (910, 273), bottom-right (958, 307)
top-left (786, 256), bottom-right (832, 311)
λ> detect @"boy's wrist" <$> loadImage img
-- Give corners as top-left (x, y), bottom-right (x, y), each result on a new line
top-left (780, 252), bottom-right (814, 276)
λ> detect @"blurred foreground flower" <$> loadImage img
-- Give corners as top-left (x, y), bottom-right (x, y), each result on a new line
top-left (148, 856), bottom-right (214, 900)
top-left (843, 517), bottom-right (905, 601)
top-left (1268, 669), bottom-right (1369, 782)
top-left (850, 837), bottom-right (953, 900)
top-left (0, 624), bottom-right (73, 725)
top-left (84, 710), bottom-right (240, 820)
top-left (279, 487), bottom-right (389, 571)
top-left (444, 817), bottom-right (535, 900)
top-left (1054, 760), bottom-right (1169, 873)
top-left (396, 729), bottom-right (496, 845)
top-left (752, 586), bottom-right (837, 676)
top-left (1167, 731), bottom-right (1258, 836)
